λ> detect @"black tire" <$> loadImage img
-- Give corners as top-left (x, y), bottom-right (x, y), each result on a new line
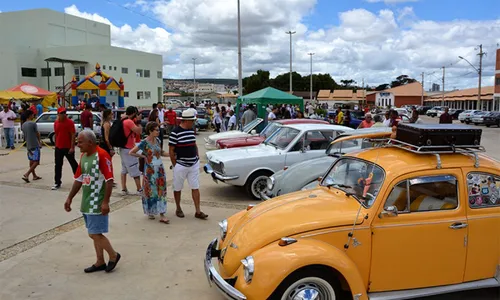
top-left (486, 124), bottom-right (490, 127)
top-left (465, 120), bottom-right (470, 124)
top-left (460, 120), bottom-right (464, 123)
top-left (269, 267), bottom-right (347, 300)
top-left (244, 170), bottom-right (273, 200)
top-left (474, 123), bottom-right (479, 126)
top-left (48, 132), bottom-right (55, 145)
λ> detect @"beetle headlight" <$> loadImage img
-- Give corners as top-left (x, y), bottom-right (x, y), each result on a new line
top-left (267, 176), bottom-right (275, 190)
top-left (219, 219), bottom-right (228, 241)
top-left (241, 256), bottom-right (254, 283)
top-left (220, 162), bottom-right (225, 174)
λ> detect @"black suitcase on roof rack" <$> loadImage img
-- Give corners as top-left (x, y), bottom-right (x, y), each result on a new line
top-left (396, 123), bottom-right (482, 149)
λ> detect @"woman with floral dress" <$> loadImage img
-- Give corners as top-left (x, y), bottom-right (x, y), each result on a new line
top-left (129, 122), bottom-right (170, 224)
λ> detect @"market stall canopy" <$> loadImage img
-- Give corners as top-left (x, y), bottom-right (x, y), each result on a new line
top-left (238, 87), bottom-right (304, 106)
top-left (0, 90), bottom-right (41, 101)
top-left (7, 82), bottom-right (54, 97)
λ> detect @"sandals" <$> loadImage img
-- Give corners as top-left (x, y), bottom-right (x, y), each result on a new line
top-left (159, 218), bottom-right (170, 224)
top-left (148, 215), bottom-right (155, 220)
top-left (22, 175), bottom-right (30, 183)
top-left (33, 176), bottom-right (42, 181)
top-left (195, 212), bottom-right (209, 220)
top-left (176, 210), bottom-right (185, 218)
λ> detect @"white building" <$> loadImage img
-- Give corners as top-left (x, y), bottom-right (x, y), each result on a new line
top-left (0, 8), bottom-right (163, 107)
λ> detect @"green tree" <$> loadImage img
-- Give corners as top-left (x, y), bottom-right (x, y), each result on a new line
top-left (390, 75), bottom-right (417, 88)
top-left (375, 83), bottom-right (390, 91)
top-left (242, 70), bottom-right (270, 94)
top-left (271, 72), bottom-right (304, 91)
top-left (340, 79), bottom-right (356, 88)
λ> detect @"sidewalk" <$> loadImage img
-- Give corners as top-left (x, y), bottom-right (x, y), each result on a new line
top-left (0, 201), bottom-right (237, 300)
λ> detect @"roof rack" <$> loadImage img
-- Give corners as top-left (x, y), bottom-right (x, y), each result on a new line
top-left (366, 138), bottom-right (485, 169)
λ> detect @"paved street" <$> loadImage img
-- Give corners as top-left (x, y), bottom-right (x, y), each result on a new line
top-left (0, 119), bottom-right (499, 299)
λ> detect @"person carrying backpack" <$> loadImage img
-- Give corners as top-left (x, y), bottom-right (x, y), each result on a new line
top-left (111, 106), bottom-right (143, 196)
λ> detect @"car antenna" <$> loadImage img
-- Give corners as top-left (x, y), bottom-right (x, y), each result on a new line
top-left (344, 145), bottom-right (383, 251)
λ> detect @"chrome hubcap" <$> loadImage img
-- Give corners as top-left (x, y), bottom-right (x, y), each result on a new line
top-left (252, 176), bottom-right (268, 198)
top-left (289, 283), bottom-right (322, 300)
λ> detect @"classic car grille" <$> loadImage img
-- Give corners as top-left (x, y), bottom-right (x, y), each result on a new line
top-left (210, 161), bottom-right (223, 174)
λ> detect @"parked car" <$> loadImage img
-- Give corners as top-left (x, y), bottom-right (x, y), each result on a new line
top-left (264, 128), bottom-right (392, 199)
top-left (458, 110), bottom-right (482, 124)
top-left (449, 109), bottom-right (464, 119)
top-left (216, 119), bottom-right (329, 149)
top-left (326, 110), bottom-right (363, 128)
top-left (483, 112), bottom-right (500, 127)
top-left (36, 111), bottom-right (102, 145)
top-left (394, 108), bottom-right (409, 117)
top-left (416, 105), bottom-right (431, 115)
top-left (164, 99), bottom-right (183, 108)
top-left (204, 123), bottom-right (353, 199)
top-left (471, 111), bottom-right (489, 125)
top-left (204, 118), bottom-right (264, 149)
top-left (426, 106), bottom-right (445, 117)
top-left (204, 126), bottom-right (500, 300)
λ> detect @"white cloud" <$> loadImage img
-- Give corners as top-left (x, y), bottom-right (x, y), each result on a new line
top-left (64, 3), bottom-right (500, 89)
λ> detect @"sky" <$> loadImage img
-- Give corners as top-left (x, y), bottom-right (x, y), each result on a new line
top-left (1, 0), bottom-right (499, 89)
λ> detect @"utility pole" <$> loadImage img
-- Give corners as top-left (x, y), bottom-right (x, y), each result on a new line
top-left (421, 72), bottom-right (424, 106)
top-left (442, 66), bottom-right (445, 107)
top-left (237, 0), bottom-right (243, 98)
top-left (477, 44), bottom-right (484, 110)
top-left (361, 78), bottom-right (365, 107)
top-left (285, 31), bottom-right (296, 93)
top-left (192, 58), bottom-right (197, 103)
top-left (308, 52), bottom-right (315, 103)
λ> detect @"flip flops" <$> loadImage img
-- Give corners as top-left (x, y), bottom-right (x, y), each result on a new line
top-left (33, 176), bottom-right (42, 181)
top-left (22, 176), bottom-right (29, 183)
top-left (159, 218), bottom-right (170, 224)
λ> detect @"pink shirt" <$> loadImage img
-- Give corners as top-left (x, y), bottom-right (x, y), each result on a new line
top-left (0, 110), bottom-right (16, 128)
top-left (123, 119), bottom-right (138, 149)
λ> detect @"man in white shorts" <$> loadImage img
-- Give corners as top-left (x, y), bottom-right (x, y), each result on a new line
top-left (169, 109), bottom-right (208, 220)
top-left (120, 106), bottom-right (143, 195)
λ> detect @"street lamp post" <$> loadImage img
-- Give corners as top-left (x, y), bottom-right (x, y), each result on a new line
top-left (286, 31), bottom-right (296, 93)
top-left (308, 52), bottom-right (315, 103)
top-left (237, 0), bottom-right (243, 98)
top-left (459, 44), bottom-right (485, 110)
top-left (192, 58), bottom-right (197, 103)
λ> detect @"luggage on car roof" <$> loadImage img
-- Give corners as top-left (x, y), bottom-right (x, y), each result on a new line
top-left (396, 123), bottom-right (481, 148)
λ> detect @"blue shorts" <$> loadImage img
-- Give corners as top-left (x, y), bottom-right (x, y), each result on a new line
top-left (27, 147), bottom-right (40, 161)
top-left (83, 214), bottom-right (109, 234)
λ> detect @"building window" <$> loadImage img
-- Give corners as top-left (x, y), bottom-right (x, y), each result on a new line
top-left (145, 91), bottom-right (151, 99)
top-left (124, 91), bottom-right (129, 98)
top-left (157, 71), bottom-right (162, 79)
top-left (496, 77), bottom-right (500, 86)
top-left (41, 68), bottom-right (51, 77)
top-left (144, 70), bottom-right (150, 78)
top-left (55, 67), bottom-right (65, 76)
top-left (122, 67), bottom-right (128, 74)
top-left (136, 69), bottom-right (143, 77)
top-left (103, 65), bottom-right (106, 70)
top-left (114, 66), bottom-right (117, 71)
top-left (137, 91), bottom-right (144, 99)
top-left (21, 67), bottom-right (37, 77)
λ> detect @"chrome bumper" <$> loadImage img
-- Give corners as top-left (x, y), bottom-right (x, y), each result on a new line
top-left (204, 238), bottom-right (247, 300)
top-left (259, 191), bottom-right (271, 200)
top-left (204, 164), bottom-right (239, 182)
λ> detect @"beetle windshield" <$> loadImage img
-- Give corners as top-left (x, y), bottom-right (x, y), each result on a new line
top-left (265, 127), bottom-right (300, 150)
top-left (321, 158), bottom-right (385, 208)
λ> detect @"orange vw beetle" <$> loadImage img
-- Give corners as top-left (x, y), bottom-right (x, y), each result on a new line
top-left (204, 125), bottom-right (500, 300)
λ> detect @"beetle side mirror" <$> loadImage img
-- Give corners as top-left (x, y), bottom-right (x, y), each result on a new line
top-left (250, 130), bottom-right (257, 135)
top-left (379, 206), bottom-right (398, 218)
top-left (317, 176), bottom-right (323, 182)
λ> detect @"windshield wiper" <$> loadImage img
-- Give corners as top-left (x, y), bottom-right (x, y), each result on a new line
top-left (326, 183), bottom-right (352, 189)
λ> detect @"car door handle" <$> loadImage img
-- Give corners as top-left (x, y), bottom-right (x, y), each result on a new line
top-left (449, 222), bottom-right (468, 230)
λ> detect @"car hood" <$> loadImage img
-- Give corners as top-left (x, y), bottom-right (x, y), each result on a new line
top-left (275, 156), bottom-right (335, 181)
top-left (207, 131), bottom-right (250, 142)
top-left (218, 136), bottom-right (265, 147)
top-left (207, 143), bottom-right (280, 163)
top-left (220, 187), bottom-right (366, 274)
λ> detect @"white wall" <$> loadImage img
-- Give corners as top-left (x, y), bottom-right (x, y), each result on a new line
top-left (375, 92), bottom-right (395, 107)
top-left (0, 9), bottom-right (163, 107)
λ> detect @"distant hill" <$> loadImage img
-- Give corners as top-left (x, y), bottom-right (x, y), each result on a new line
top-left (164, 78), bottom-right (238, 85)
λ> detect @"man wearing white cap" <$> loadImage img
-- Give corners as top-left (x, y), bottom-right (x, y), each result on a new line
top-left (169, 109), bottom-right (208, 220)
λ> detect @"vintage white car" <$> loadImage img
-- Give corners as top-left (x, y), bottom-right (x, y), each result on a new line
top-left (204, 118), bottom-right (264, 149)
top-left (204, 123), bottom-right (353, 199)
top-left (263, 128), bottom-right (393, 199)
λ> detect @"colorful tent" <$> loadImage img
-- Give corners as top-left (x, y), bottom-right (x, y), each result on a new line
top-left (0, 90), bottom-right (40, 104)
top-left (6, 82), bottom-right (57, 109)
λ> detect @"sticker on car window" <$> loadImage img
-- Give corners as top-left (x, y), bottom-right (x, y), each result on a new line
top-left (467, 173), bottom-right (499, 207)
